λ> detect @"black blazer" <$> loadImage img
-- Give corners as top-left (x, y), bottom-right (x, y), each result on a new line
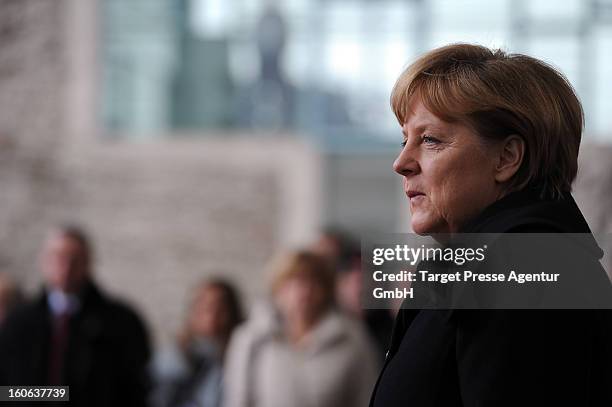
top-left (0, 282), bottom-right (151, 407)
top-left (370, 189), bottom-right (612, 407)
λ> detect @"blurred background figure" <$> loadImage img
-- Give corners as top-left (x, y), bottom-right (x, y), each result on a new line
top-left (223, 250), bottom-right (379, 407)
top-left (151, 278), bottom-right (244, 407)
top-left (0, 272), bottom-right (22, 328)
top-left (311, 226), bottom-right (356, 269)
top-left (335, 249), bottom-right (394, 361)
top-left (0, 225), bottom-right (151, 407)
top-left (235, 4), bottom-right (293, 130)
top-left (312, 228), bottom-right (394, 361)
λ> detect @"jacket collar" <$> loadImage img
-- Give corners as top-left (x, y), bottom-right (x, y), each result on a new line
top-left (302, 310), bottom-right (348, 355)
top-left (249, 303), bottom-right (349, 355)
top-left (460, 188), bottom-right (593, 234)
top-left (39, 280), bottom-right (103, 315)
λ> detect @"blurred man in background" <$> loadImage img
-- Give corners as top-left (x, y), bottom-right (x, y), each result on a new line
top-left (0, 225), bottom-right (151, 407)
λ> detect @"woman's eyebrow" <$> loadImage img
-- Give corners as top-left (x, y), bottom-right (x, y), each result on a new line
top-left (404, 122), bottom-right (446, 136)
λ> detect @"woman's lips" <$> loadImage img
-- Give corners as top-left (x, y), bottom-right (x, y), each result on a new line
top-left (407, 191), bottom-right (426, 206)
top-left (406, 190), bottom-right (425, 199)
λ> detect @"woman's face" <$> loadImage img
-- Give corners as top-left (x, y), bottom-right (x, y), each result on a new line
top-left (276, 273), bottom-right (327, 325)
top-left (394, 98), bottom-right (502, 235)
top-left (189, 285), bottom-right (231, 339)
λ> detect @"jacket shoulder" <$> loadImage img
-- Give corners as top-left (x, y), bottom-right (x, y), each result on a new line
top-left (0, 297), bottom-right (47, 335)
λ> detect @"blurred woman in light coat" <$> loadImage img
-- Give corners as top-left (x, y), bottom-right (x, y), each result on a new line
top-left (223, 250), bottom-right (379, 407)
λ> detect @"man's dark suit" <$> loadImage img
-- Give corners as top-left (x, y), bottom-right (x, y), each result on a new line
top-left (0, 281), bottom-right (151, 407)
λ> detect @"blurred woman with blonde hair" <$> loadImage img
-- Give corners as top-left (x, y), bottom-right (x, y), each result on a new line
top-left (223, 250), bottom-right (379, 407)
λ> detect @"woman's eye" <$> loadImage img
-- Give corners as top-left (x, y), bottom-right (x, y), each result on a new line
top-left (422, 135), bottom-right (440, 145)
top-left (400, 140), bottom-right (407, 148)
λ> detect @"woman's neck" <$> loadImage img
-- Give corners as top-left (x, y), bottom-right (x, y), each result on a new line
top-left (285, 314), bottom-right (321, 346)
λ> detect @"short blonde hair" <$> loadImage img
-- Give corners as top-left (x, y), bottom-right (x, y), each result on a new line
top-left (269, 250), bottom-right (336, 309)
top-left (391, 43), bottom-right (584, 199)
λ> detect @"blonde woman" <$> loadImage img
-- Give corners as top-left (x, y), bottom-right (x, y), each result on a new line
top-left (223, 251), bottom-right (379, 407)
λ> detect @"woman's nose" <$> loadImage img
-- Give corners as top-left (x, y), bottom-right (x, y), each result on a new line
top-left (393, 146), bottom-right (419, 176)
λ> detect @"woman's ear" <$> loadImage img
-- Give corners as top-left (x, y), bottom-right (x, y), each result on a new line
top-left (494, 135), bottom-right (525, 183)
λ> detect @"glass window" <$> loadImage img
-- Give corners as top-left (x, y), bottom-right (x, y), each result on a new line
top-left (101, 0), bottom-right (612, 144)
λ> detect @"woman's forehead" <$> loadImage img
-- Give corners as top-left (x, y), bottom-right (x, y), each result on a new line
top-left (401, 98), bottom-right (451, 132)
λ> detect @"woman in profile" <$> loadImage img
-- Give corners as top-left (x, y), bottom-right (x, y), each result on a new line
top-left (151, 279), bottom-right (243, 407)
top-left (369, 43), bottom-right (612, 406)
top-left (223, 250), bottom-right (379, 407)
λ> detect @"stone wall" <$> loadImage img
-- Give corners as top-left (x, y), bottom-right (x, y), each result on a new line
top-left (0, 0), bottom-right (73, 283)
top-left (57, 139), bottom-right (321, 344)
top-left (575, 143), bottom-right (612, 233)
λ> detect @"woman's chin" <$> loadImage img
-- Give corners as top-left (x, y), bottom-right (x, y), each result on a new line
top-left (411, 217), bottom-right (447, 236)
top-left (410, 219), bottom-right (430, 235)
